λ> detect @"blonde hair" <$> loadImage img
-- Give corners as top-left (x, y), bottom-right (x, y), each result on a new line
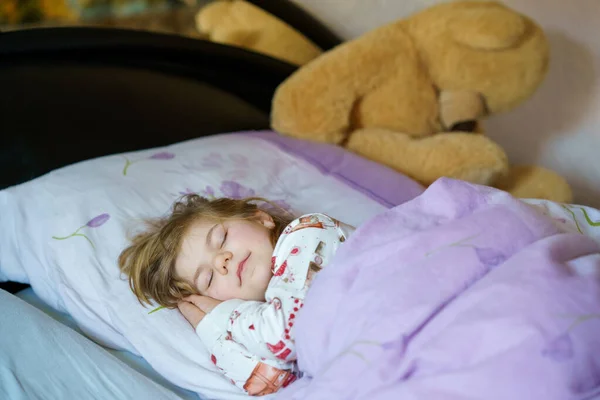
top-left (118, 194), bottom-right (293, 309)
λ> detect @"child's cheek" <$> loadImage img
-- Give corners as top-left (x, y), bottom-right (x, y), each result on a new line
top-left (210, 285), bottom-right (235, 302)
top-left (207, 286), bottom-right (221, 301)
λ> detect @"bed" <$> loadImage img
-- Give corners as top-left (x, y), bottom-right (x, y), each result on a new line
top-left (2, 13), bottom-right (600, 400)
top-left (0, 26), bottom-right (288, 400)
top-left (0, 22), bottom-right (423, 400)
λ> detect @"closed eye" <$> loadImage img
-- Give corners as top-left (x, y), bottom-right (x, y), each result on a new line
top-left (207, 270), bottom-right (214, 288)
top-left (221, 229), bottom-right (228, 248)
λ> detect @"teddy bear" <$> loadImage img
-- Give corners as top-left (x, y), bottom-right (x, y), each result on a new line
top-left (195, 0), bottom-right (323, 66)
top-left (270, 1), bottom-right (573, 203)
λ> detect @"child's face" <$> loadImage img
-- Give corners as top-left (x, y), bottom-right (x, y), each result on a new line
top-left (174, 211), bottom-right (275, 302)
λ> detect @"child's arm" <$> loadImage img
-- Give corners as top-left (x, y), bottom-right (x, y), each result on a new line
top-left (180, 299), bottom-right (296, 396)
top-left (196, 288), bottom-right (303, 363)
top-left (203, 330), bottom-right (296, 396)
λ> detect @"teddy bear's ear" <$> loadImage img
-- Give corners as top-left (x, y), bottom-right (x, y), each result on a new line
top-left (449, 6), bottom-right (528, 51)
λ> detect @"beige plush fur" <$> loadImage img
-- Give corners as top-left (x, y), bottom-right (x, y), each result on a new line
top-left (271, 1), bottom-right (573, 203)
top-left (495, 166), bottom-right (573, 202)
top-left (195, 0), bottom-right (322, 66)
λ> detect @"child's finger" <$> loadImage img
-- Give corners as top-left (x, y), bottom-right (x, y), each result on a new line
top-left (182, 294), bottom-right (203, 305)
top-left (184, 295), bottom-right (222, 313)
top-left (177, 301), bottom-right (206, 329)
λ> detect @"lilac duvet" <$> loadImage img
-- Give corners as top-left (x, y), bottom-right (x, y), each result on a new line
top-left (281, 178), bottom-right (600, 400)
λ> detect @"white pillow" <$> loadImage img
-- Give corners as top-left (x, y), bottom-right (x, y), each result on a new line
top-left (0, 131), bottom-right (417, 399)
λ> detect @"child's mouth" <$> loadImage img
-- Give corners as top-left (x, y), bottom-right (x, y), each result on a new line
top-left (237, 253), bottom-right (250, 285)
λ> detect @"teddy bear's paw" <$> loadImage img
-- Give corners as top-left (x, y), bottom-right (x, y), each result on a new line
top-left (196, 0), bottom-right (321, 65)
top-left (346, 129), bottom-right (508, 186)
top-left (495, 165), bottom-right (573, 203)
top-left (195, 1), bottom-right (232, 36)
top-left (421, 133), bottom-right (510, 185)
top-left (194, 1), bottom-right (256, 47)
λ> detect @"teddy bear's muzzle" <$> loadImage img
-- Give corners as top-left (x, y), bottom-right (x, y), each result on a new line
top-left (439, 90), bottom-right (487, 133)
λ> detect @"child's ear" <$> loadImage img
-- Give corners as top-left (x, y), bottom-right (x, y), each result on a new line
top-left (255, 210), bottom-right (275, 229)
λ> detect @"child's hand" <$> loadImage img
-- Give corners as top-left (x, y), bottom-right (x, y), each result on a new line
top-left (177, 295), bottom-right (223, 329)
top-left (177, 301), bottom-right (206, 329)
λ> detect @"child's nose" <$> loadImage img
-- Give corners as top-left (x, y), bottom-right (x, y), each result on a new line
top-left (214, 251), bottom-right (233, 275)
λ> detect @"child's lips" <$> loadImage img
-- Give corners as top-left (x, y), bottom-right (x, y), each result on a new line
top-left (237, 253), bottom-right (250, 285)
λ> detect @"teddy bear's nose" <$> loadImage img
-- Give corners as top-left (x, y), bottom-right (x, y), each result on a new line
top-left (450, 120), bottom-right (478, 133)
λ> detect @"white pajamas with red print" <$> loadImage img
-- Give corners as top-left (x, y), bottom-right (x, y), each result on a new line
top-left (196, 213), bottom-right (355, 396)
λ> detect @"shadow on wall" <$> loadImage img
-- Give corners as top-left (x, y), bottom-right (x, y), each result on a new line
top-left (486, 30), bottom-right (599, 206)
top-left (569, 174), bottom-right (600, 209)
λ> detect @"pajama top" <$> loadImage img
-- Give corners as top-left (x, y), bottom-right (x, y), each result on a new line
top-left (196, 213), bottom-right (355, 396)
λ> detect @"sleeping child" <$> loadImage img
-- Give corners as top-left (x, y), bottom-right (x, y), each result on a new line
top-left (118, 194), bottom-right (355, 396)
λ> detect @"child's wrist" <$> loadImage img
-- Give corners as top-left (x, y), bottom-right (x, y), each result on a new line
top-left (195, 299), bottom-right (245, 345)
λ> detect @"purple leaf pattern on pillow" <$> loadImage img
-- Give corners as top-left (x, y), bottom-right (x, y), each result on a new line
top-left (122, 151), bottom-right (175, 176)
top-left (200, 186), bottom-right (216, 199)
top-left (176, 186), bottom-right (216, 199)
top-left (52, 213), bottom-right (110, 249)
top-left (220, 181), bottom-right (255, 199)
top-left (149, 152), bottom-right (176, 160)
top-left (175, 181), bottom-right (292, 214)
top-left (86, 213), bottom-right (110, 228)
top-left (163, 151), bottom-right (294, 213)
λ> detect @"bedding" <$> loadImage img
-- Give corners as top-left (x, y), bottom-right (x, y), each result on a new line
top-left (15, 287), bottom-right (201, 400)
top-left (0, 130), bottom-right (423, 399)
top-left (0, 288), bottom-right (186, 400)
top-left (284, 178), bottom-right (600, 400)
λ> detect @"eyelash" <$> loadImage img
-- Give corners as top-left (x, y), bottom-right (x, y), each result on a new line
top-left (221, 230), bottom-right (228, 248)
top-left (207, 270), bottom-right (213, 288)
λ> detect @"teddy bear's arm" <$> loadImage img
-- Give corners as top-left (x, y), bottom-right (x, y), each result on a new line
top-left (346, 128), bottom-right (508, 186)
top-left (196, 0), bottom-right (321, 66)
top-left (271, 22), bottom-right (432, 144)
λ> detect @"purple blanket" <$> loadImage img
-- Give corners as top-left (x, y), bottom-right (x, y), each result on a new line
top-left (279, 178), bottom-right (600, 400)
